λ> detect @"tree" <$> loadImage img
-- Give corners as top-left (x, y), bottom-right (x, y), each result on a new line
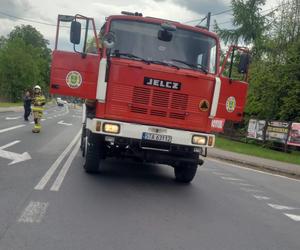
top-left (214, 0), bottom-right (267, 57)
top-left (0, 25), bottom-right (51, 102)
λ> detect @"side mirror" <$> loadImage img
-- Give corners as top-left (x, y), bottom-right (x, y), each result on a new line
top-left (158, 30), bottom-right (173, 42)
top-left (238, 53), bottom-right (250, 74)
top-left (70, 21), bottom-right (81, 45)
top-left (103, 32), bottom-right (116, 49)
top-left (161, 22), bottom-right (177, 31)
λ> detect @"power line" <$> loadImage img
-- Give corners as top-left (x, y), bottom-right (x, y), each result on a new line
top-left (216, 2), bottom-right (295, 27)
top-left (211, 9), bottom-right (232, 16)
top-left (184, 8), bottom-right (232, 24)
top-left (0, 11), bottom-right (57, 27)
top-left (0, 11), bottom-right (100, 31)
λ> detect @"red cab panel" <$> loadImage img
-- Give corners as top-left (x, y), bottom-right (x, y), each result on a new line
top-left (216, 77), bottom-right (248, 122)
top-left (50, 51), bottom-right (100, 99)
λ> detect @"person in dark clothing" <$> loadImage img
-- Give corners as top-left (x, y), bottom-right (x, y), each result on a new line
top-left (23, 91), bottom-right (32, 121)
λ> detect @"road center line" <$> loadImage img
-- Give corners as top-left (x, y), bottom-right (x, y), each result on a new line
top-left (50, 141), bottom-right (80, 192)
top-left (34, 130), bottom-right (81, 190)
top-left (240, 188), bottom-right (264, 193)
top-left (268, 204), bottom-right (298, 210)
top-left (253, 195), bottom-right (271, 200)
top-left (0, 125), bottom-right (26, 134)
top-left (230, 182), bottom-right (254, 187)
top-left (221, 177), bottom-right (244, 181)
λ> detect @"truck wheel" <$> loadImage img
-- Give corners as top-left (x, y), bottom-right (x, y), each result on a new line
top-left (83, 134), bottom-right (101, 174)
top-left (174, 164), bottom-right (198, 183)
top-left (80, 123), bottom-right (86, 152)
top-left (82, 136), bottom-right (87, 157)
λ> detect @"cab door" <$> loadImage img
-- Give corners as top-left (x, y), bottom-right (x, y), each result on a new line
top-left (214, 46), bottom-right (250, 122)
top-left (50, 15), bottom-right (101, 99)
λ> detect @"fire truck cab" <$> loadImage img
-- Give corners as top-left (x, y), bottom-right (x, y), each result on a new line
top-left (50, 12), bottom-right (250, 183)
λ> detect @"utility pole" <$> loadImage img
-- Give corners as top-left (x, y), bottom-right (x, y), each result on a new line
top-left (207, 12), bottom-right (211, 31)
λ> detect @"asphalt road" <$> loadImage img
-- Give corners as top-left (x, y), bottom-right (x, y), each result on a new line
top-left (0, 106), bottom-right (299, 250)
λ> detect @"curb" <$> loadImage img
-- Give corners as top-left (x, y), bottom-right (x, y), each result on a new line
top-left (0, 106), bottom-right (23, 113)
top-left (207, 154), bottom-right (300, 178)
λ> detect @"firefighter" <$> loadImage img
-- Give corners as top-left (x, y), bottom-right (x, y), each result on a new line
top-left (31, 85), bottom-right (46, 133)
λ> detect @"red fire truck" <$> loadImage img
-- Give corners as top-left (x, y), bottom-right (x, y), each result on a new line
top-left (50, 12), bottom-right (250, 183)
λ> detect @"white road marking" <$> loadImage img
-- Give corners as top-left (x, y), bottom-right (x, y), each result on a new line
top-left (240, 188), bottom-right (264, 193)
top-left (58, 120), bottom-right (72, 126)
top-left (213, 172), bottom-right (231, 175)
top-left (0, 140), bottom-right (20, 150)
top-left (268, 204), bottom-right (298, 210)
top-left (284, 213), bottom-right (300, 221)
top-left (18, 201), bottom-right (48, 223)
top-left (5, 116), bottom-right (21, 120)
top-left (41, 119), bottom-right (46, 121)
top-left (230, 182), bottom-right (254, 187)
top-left (34, 130), bottom-right (81, 190)
top-left (0, 124), bottom-right (26, 134)
top-left (72, 115), bottom-right (81, 118)
top-left (253, 195), bottom-right (271, 200)
top-left (50, 141), bottom-right (80, 191)
top-left (221, 177), bottom-right (244, 181)
top-left (0, 141), bottom-right (31, 165)
top-left (207, 158), bottom-right (300, 183)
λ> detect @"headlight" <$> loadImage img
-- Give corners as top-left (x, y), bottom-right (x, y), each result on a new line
top-left (192, 135), bottom-right (207, 145)
top-left (103, 123), bottom-right (120, 134)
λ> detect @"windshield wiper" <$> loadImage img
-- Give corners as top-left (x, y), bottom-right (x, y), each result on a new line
top-left (148, 60), bottom-right (180, 70)
top-left (171, 59), bottom-right (208, 74)
top-left (112, 51), bottom-right (150, 64)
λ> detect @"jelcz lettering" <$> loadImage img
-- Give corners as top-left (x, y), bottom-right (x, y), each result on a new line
top-left (144, 77), bottom-right (181, 90)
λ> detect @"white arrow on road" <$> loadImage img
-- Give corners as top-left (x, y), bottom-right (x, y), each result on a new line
top-left (58, 120), bottom-right (72, 126)
top-left (0, 140), bottom-right (31, 165)
top-left (5, 116), bottom-right (21, 120)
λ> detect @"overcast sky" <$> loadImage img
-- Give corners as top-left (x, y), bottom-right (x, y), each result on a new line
top-left (0, 0), bottom-right (279, 49)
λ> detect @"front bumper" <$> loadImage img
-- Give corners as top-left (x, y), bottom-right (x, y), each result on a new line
top-left (86, 118), bottom-right (215, 148)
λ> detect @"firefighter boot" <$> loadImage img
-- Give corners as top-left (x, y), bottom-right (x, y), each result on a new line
top-left (32, 114), bottom-right (41, 133)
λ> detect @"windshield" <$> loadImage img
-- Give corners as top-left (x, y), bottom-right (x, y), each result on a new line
top-left (109, 20), bottom-right (217, 74)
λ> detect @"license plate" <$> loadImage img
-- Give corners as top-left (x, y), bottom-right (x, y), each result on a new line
top-left (142, 132), bottom-right (172, 143)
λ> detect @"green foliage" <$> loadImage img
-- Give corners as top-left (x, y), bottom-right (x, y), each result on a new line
top-left (214, 0), bottom-right (267, 56)
top-left (215, 0), bottom-right (300, 123)
top-left (0, 25), bottom-right (51, 102)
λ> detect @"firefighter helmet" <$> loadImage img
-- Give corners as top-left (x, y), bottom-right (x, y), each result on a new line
top-left (34, 85), bottom-right (41, 90)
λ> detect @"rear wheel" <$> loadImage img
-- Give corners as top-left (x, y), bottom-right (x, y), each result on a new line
top-left (174, 164), bottom-right (198, 183)
top-left (83, 133), bottom-right (103, 174)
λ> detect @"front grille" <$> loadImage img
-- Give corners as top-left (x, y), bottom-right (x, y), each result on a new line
top-left (150, 110), bottom-right (167, 117)
top-left (152, 90), bottom-right (170, 108)
top-left (131, 87), bottom-right (188, 120)
top-left (131, 106), bottom-right (147, 114)
top-left (132, 87), bottom-right (151, 105)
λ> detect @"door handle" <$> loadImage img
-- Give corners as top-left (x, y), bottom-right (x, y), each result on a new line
top-left (51, 84), bottom-right (60, 89)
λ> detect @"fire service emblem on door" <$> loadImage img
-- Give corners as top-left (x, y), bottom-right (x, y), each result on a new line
top-left (66, 71), bottom-right (82, 89)
top-left (226, 96), bottom-right (236, 113)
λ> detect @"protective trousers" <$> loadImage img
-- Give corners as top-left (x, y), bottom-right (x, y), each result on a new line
top-left (32, 95), bottom-right (45, 133)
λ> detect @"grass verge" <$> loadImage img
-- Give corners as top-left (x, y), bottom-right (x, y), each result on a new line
top-left (215, 136), bottom-right (300, 165)
top-left (0, 102), bottom-right (23, 107)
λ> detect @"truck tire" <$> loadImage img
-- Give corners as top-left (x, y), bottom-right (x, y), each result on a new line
top-left (174, 164), bottom-right (198, 183)
top-left (80, 123), bottom-right (86, 152)
top-left (83, 133), bottom-right (101, 174)
top-left (81, 136), bottom-right (87, 157)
